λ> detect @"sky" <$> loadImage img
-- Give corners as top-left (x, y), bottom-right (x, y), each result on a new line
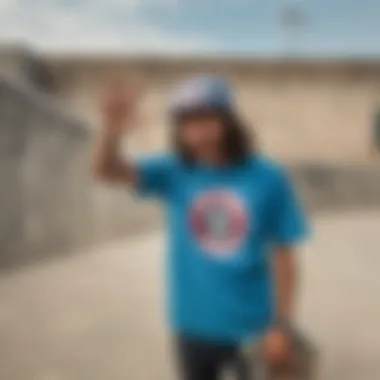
top-left (0, 0), bottom-right (379, 56)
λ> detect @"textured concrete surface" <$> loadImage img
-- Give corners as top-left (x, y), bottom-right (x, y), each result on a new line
top-left (0, 76), bottom-right (161, 269)
top-left (0, 76), bottom-right (92, 268)
top-left (2, 44), bottom-right (380, 163)
top-left (0, 210), bottom-right (379, 380)
top-left (49, 54), bottom-right (380, 163)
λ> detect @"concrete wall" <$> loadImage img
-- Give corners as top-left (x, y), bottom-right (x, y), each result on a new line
top-left (290, 164), bottom-right (380, 212)
top-left (0, 75), bottom-right (162, 269)
top-left (48, 57), bottom-right (380, 163)
top-left (0, 76), bottom-right (91, 268)
top-left (1, 74), bottom-right (379, 270)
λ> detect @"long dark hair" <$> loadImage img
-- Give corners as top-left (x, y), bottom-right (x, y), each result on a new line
top-left (172, 108), bottom-right (255, 166)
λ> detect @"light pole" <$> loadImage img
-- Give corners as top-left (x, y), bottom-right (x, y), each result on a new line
top-left (280, 2), bottom-right (306, 57)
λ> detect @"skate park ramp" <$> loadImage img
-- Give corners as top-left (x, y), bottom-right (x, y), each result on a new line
top-left (1, 58), bottom-right (380, 380)
top-left (0, 210), bottom-right (379, 380)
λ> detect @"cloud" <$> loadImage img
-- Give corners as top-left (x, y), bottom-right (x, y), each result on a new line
top-left (0, 0), bottom-right (211, 53)
top-left (1, 0), bottom-right (379, 56)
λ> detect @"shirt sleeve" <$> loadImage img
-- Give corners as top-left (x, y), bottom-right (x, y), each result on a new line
top-left (268, 168), bottom-right (309, 246)
top-left (134, 155), bottom-right (173, 199)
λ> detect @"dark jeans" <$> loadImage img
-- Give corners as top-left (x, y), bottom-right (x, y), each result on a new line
top-left (175, 335), bottom-right (250, 380)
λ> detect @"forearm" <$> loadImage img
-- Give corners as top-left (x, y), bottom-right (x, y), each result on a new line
top-left (92, 122), bottom-right (136, 184)
top-left (262, 249), bottom-right (298, 373)
top-left (272, 247), bottom-right (298, 322)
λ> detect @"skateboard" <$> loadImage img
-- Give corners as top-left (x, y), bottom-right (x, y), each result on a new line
top-left (224, 328), bottom-right (318, 380)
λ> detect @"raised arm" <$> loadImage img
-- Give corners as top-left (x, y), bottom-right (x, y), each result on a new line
top-left (92, 82), bottom-right (139, 186)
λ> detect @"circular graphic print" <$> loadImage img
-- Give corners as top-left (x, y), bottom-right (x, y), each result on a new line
top-left (189, 190), bottom-right (248, 256)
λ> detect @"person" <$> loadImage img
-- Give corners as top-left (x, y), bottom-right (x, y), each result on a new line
top-left (93, 75), bottom-right (309, 380)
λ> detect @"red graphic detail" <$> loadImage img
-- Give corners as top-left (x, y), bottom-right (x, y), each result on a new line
top-left (189, 190), bottom-right (248, 256)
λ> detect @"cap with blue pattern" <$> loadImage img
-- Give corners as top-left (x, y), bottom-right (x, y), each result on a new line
top-left (170, 75), bottom-right (235, 116)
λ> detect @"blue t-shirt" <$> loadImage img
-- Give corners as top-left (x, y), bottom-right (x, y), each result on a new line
top-left (135, 155), bottom-right (308, 344)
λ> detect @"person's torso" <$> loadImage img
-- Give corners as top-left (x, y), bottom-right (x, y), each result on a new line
top-left (163, 157), bottom-right (278, 342)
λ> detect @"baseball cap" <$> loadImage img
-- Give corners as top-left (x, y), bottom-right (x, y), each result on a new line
top-left (170, 75), bottom-right (235, 117)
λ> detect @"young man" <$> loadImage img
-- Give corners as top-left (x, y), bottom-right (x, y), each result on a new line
top-left (93, 75), bottom-right (309, 380)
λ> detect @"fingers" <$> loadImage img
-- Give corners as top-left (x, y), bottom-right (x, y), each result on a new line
top-left (105, 72), bottom-right (145, 101)
top-left (267, 355), bottom-right (295, 379)
top-left (100, 73), bottom-right (146, 129)
top-left (261, 329), bottom-right (295, 378)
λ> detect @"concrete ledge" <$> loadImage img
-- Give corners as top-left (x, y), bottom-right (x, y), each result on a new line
top-left (290, 164), bottom-right (380, 213)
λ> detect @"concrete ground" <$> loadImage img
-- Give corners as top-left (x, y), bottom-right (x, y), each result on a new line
top-left (0, 211), bottom-right (379, 380)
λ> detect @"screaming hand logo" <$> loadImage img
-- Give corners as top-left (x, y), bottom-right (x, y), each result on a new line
top-left (189, 189), bottom-right (248, 256)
